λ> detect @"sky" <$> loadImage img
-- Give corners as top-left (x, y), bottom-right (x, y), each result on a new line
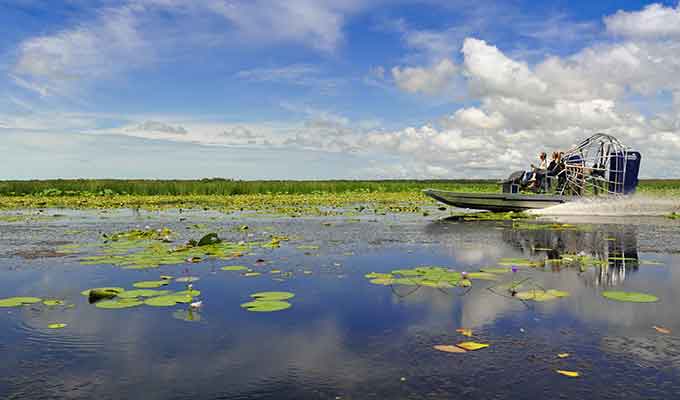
top-left (1, 0), bottom-right (680, 179)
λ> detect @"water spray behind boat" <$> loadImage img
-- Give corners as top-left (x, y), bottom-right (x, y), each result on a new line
top-left (530, 195), bottom-right (680, 217)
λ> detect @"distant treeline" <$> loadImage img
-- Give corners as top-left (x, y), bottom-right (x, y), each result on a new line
top-left (0, 179), bottom-right (498, 196)
top-left (0, 178), bottom-right (677, 196)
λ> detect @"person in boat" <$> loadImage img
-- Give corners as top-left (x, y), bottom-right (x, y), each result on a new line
top-left (529, 152), bottom-right (548, 190)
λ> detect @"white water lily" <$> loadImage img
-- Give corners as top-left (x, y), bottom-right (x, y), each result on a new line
top-left (190, 301), bottom-right (202, 308)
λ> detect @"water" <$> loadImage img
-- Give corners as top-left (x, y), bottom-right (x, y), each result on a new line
top-left (1, 209), bottom-right (680, 399)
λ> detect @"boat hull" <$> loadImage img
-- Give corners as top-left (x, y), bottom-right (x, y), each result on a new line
top-left (423, 189), bottom-right (572, 212)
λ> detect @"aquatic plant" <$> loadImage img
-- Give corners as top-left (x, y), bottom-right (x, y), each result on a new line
top-left (601, 291), bottom-right (659, 303)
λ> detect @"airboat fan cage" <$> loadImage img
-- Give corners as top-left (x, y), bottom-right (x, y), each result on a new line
top-left (559, 133), bottom-right (641, 196)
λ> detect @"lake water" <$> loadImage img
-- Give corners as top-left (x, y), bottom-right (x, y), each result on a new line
top-left (1, 208), bottom-right (680, 399)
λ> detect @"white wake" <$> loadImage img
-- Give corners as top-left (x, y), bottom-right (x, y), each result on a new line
top-left (531, 195), bottom-right (680, 217)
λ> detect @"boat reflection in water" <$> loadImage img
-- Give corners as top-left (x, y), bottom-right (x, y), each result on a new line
top-left (501, 222), bottom-right (639, 287)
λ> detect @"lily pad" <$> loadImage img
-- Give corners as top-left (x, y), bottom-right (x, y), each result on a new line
top-left (479, 267), bottom-right (510, 274)
top-left (175, 276), bottom-right (200, 283)
top-left (0, 297), bottom-right (43, 307)
top-left (47, 323), bottom-right (67, 329)
top-left (602, 291), bottom-right (658, 303)
top-left (515, 290), bottom-right (557, 302)
top-left (369, 278), bottom-right (395, 285)
top-left (95, 298), bottom-right (144, 309)
top-left (133, 280), bottom-right (170, 289)
top-left (466, 272), bottom-right (498, 280)
top-left (43, 299), bottom-right (65, 306)
top-left (250, 291), bottom-right (295, 301)
top-left (243, 272), bottom-right (261, 277)
top-left (434, 345), bottom-right (467, 353)
top-left (175, 289), bottom-right (201, 297)
top-left (118, 289), bottom-right (172, 299)
top-left (556, 370), bottom-right (580, 378)
top-left (144, 294), bottom-right (193, 307)
top-left (365, 272), bottom-right (393, 279)
top-left (221, 266), bottom-right (248, 271)
top-left (456, 342), bottom-right (489, 351)
top-left (240, 300), bottom-right (292, 312)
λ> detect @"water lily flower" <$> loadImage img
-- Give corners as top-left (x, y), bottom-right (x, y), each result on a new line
top-left (190, 301), bottom-right (202, 309)
top-left (511, 266), bottom-right (518, 273)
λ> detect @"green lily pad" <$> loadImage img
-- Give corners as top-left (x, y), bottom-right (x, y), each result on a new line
top-left (480, 267), bottom-right (511, 274)
top-left (47, 323), bottom-right (67, 329)
top-left (602, 291), bottom-right (659, 303)
top-left (175, 276), bottom-right (200, 283)
top-left (391, 269), bottom-right (423, 277)
top-left (546, 289), bottom-right (570, 298)
top-left (240, 300), bottom-right (292, 312)
top-left (243, 272), bottom-right (261, 277)
top-left (95, 298), bottom-right (144, 309)
top-left (133, 280), bottom-right (170, 289)
top-left (250, 291), bottom-right (295, 301)
top-left (175, 289), bottom-right (201, 297)
top-left (369, 278), bottom-right (395, 285)
top-left (221, 266), bottom-right (248, 271)
top-left (43, 299), bottom-right (65, 306)
top-left (0, 297), bottom-right (42, 307)
top-left (144, 294), bottom-right (193, 307)
top-left (118, 289), bottom-right (172, 299)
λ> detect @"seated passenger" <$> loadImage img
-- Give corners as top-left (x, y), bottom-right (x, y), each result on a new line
top-left (529, 152), bottom-right (548, 189)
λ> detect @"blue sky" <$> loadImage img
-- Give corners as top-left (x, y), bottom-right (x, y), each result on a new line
top-left (2, 0), bottom-right (680, 179)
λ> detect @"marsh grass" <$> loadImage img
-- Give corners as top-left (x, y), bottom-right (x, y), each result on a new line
top-left (0, 179), bottom-right (497, 196)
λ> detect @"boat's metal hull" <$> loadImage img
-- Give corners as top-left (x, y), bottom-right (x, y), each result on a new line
top-left (423, 189), bottom-right (572, 212)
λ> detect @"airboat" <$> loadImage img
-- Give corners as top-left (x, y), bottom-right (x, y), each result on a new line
top-left (424, 133), bottom-right (641, 212)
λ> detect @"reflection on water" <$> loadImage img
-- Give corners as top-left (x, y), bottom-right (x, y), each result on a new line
top-left (1, 210), bottom-right (680, 399)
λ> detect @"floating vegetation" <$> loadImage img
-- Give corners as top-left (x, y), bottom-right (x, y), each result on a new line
top-left (515, 289), bottom-right (570, 302)
top-left (47, 323), bottom-right (67, 329)
top-left (221, 265), bottom-right (248, 271)
top-left (556, 370), bottom-right (580, 378)
top-left (240, 300), bottom-right (292, 312)
top-left (95, 298), bottom-right (144, 309)
top-left (456, 328), bottom-right (473, 337)
top-left (118, 289), bottom-right (172, 299)
top-left (479, 267), bottom-right (510, 274)
top-left (243, 272), bottom-right (261, 277)
top-left (497, 258), bottom-right (541, 267)
top-left (133, 280), bottom-right (170, 289)
top-left (465, 272), bottom-right (498, 281)
top-left (144, 294), bottom-right (194, 307)
top-left (43, 299), bottom-right (65, 306)
top-left (0, 297), bottom-right (42, 307)
top-left (512, 222), bottom-right (585, 231)
top-left (366, 266), bottom-right (466, 288)
top-left (175, 276), bottom-right (200, 283)
top-left (78, 230), bottom-right (254, 270)
top-left (250, 291), bottom-right (295, 301)
top-left (456, 342), bottom-right (489, 351)
top-left (557, 353), bottom-right (570, 358)
top-left (241, 291), bottom-right (295, 312)
top-left (602, 291), bottom-right (659, 303)
top-left (81, 287), bottom-right (124, 303)
top-left (433, 345), bottom-right (467, 353)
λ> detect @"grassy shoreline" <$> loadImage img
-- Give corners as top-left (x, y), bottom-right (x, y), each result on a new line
top-left (0, 179), bottom-right (678, 212)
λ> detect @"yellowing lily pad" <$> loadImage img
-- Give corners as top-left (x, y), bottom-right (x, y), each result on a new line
top-left (369, 278), bottom-right (395, 285)
top-left (132, 280), bottom-right (170, 289)
top-left (466, 272), bottom-right (498, 280)
top-left (602, 291), bottom-right (658, 303)
top-left (456, 328), bottom-right (473, 337)
top-left (240, 300), bottom-right (292, 312)
top-left (221, 266), bottom-right (248, 271)
top-left (434, 345), bottom-right (467, 353)
top-left (243, 272), bottom-right (261, 277)
top-left (250, 291), bottom-right (295, 301)
top-left (479, 267), bottom-right (510, 274)
top-left (557, 353), bottom-right (570, 358)
top-left (456, 342), bottom-right (489, 351)
top-left (365, 272), bottom-right (393, 279)
top-left (556, 370), bottom-right (580, 377)
top-left (47, 323), bottom-right (67, 329)
top-left (0, 297), bottom-right (42, 307)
